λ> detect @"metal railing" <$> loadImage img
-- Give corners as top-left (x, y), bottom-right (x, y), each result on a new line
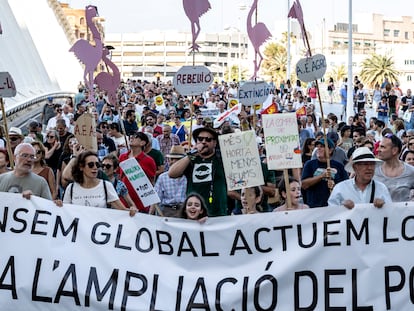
top-left (1, 92), bottom-right (75, 127)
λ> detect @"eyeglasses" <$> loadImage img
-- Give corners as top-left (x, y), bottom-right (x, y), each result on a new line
top-left (197, 136), bottom-right (214, 143)
top-left (102, 163), bottom-right (112, 169)
top-left (46, 135), bottom-right (55, 139)
top-left (18, 153), bottom-right (36, 160)
top-left (86, 161), bottom-right (101, 169)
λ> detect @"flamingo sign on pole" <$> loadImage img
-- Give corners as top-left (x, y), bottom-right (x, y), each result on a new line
top-left (183, 0), bottom-right (211, 52)
top-left (69, 5), bottom-right (102, 103)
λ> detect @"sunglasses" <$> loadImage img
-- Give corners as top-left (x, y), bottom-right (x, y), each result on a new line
top-left (409, 143), bottom-right (414, 146)
top-left (197, 136), bottom-right (214, 143)
top-left (86, 161), bottom-right (101, 169)
top-left (102, 163), bottom-right (112, 169)
top-left (46, 135), bottom-right (55, 139)
top-left (36, 150), bottom-right (43, 155)
top-left (10, 137), bottom-right (20, 142)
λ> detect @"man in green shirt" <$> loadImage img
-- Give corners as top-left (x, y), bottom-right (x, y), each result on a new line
top-left (169, 127), bottom-right (227, 216)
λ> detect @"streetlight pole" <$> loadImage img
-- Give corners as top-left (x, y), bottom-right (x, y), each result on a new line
top-left (287, 0), bottom-right (291, 81)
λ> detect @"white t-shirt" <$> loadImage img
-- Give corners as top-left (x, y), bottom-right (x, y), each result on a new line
top-left (47, 116), bottom-right (70, 130)
top-left (63, 180), bottom-right (119, 208)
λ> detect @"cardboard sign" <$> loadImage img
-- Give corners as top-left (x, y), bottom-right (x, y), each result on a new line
top-left (0, 72), bottom-right (16, 97)
top-left (296, 54), bottom-right (327, 82)
top-left (238, 81), bottom-right (274, 106)
top-left (173, 66), bottom-right (213, 96)
top-left (262, 113), bottom-right (302, 170)
top-left (74, 113), bottom-right (97, 151)
top-left (119, 157), bottom-right (160, 206)
top-left (219, 130), bottom-right (264, 190)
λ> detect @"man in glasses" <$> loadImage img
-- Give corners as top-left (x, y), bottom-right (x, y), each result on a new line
top-left (169, 127), bottom-right (227, 217)
top-left (0, 143), bottom-right (52, 200)
top-left (375, 133), bottom-right (414, 202)
top-left (46, 104), bottom-right (70, 131)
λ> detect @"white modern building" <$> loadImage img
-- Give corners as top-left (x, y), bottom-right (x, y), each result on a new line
top-left (105, 31), bottom-right (249, 82)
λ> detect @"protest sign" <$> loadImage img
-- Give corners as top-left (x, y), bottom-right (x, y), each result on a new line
top-left (1, 193), bottom-right (414, 310)
top-left (296, 54), bottom-right (327, 82)
top-left (219, 130), bottom-right (264, 190)
top-left (0, 72), bottom-right (16, 98)
top-left (173, 66), bottom-right (213, 96)
top-left (262, 113), bottom-right (302, 170)
top-left (119, 157), bottom-right (160, 206)
top-left (238, 81), bottom-right (274, 106)
top-left (74, 113), bottom-right (97, 151)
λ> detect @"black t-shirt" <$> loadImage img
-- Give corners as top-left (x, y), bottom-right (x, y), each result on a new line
top-left (44, 141), bottom-right (63, 172)
top-left (388, 95), bottom-right (398, 109)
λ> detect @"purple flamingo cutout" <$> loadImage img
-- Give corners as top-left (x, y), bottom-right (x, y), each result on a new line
top-left (94, 47), bottom-right (121, 106)
top-left (183, 0), bottom-right (211, 52)
top-left (69, 5), bottom-right (102, 103)
top-left (247, 0), bottom-right (272, 80)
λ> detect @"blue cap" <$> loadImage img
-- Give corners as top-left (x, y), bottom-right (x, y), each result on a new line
top-left (315, 138), bottom-right (335, 149)
top-left (47, 96), bottom-right (53, 101)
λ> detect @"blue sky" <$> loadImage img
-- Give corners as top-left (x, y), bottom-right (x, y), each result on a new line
top-left (66, 0), bottom-right (411, 34)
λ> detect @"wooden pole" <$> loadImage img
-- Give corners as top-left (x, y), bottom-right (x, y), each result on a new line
top-left (283, 170), bottom-right (292, 209)
top-left (0, 97), bottom-right (14, 169)
top-left (301, 24), bottom-right (332, 187)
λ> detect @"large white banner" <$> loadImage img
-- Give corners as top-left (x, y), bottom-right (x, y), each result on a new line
top-left (1, 193), bottom-right (414, 310)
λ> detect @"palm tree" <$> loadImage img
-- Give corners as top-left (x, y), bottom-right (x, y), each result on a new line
top-left (261, 42), bottom-right (288, 81)
top-left (359, 54), bottom-right (399, 88)
top-left (326, 64), bottom-right (347, 84)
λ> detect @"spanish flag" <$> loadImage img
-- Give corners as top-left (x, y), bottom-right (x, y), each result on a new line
top-left (295, 105), bottom-right (306, 117)
top-left (261, 95), bottom-right (278, 114)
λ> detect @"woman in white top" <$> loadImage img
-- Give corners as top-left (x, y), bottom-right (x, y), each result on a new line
top-left (63, 150), bottom-right (136, 215)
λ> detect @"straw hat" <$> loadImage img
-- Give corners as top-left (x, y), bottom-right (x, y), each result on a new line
top-left (166, 145), bottom-right (186, 159)
top-left (345, 147), bottom-right (382, 173)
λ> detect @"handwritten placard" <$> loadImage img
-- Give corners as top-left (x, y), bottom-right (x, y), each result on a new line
top-left (74, 113), bottom-right (97, 151)
top-left (219, 130), bottom-right (264, 190)
top-left (119, 157), bottom-right (160, 206)
top-left (262, 113), bottom-right (302, 170)
top-left (0, 72), bottom-right (16, 97)
top-left (296, 54), bottom-right (327, 82)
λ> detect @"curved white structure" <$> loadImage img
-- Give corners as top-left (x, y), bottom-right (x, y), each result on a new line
top-left (0, 0), bottom-right (82, 108)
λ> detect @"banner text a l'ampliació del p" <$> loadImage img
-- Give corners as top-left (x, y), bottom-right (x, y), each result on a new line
top-left (1, 193), bottom-right (414, 310)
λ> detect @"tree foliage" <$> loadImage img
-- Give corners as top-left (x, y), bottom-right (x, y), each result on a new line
top-left (326, 64), bottom-right (347, 84)
top-left (359, 54), bottom-right (399, 88)
top-left (262, 42), bottom-right (288, 81)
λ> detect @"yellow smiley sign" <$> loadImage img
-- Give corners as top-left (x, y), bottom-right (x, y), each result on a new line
top-left (155, 95), bottom-right (164, 106)
top-left (229, 99), bottom-right (238, 108)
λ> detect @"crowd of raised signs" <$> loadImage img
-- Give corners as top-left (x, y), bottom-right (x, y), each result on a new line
top-left (0, 76), bottom-right (413, 218)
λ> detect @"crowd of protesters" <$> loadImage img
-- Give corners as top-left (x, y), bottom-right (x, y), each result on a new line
top-left (0, 75), bottom-right (413, 219)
